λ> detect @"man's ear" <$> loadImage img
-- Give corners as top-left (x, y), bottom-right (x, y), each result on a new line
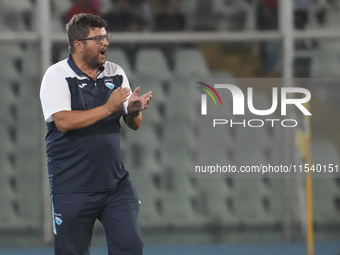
top-left (73, 40), bottom-right (84, 53)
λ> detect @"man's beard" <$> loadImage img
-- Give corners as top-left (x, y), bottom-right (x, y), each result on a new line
top-left (83, 50), bottom-right (104, 69)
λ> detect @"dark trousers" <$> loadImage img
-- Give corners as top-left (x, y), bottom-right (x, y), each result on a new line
top-left (51, 179), bottom-right (143, 255)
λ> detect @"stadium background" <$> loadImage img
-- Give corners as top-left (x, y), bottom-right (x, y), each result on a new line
top-left (0, 0), bottom-right (340, 254)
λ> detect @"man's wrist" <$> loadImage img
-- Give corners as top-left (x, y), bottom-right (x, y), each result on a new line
top-left (128, 111), bottom-right (140, 118)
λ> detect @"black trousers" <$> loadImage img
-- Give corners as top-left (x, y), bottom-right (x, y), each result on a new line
top-left (51, 179), bottom-right (143, 255)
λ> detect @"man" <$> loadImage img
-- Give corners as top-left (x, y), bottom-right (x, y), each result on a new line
top-left (40, 13), bottom-right (152, 255)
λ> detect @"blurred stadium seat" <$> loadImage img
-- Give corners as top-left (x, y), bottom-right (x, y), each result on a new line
top-left (160, 168), bottom-right (205, 227)
top-left (15, 72), bottom-right (43, 228)
top-left (311, 46), bottom-right (340, 77)
top-left (195, 178), bottom-right (237, 226)
top-left (174, 47), bottom-right (210, 77)
top-left (130, 170), bottom-right (165, 228)
top-left (106, 48), bottom-right (133, 77)
top-left (21, 45), bottom-right (40, 80)
top-left (0, 126), bottom-right (18, 228)
top-left (124, 126), bottom-right (161, 174)
top-left (135, 48), bottom-right (172, 82)
top-left (0, 0), bottom-right (32, 31)
top-left (232, 178), bottom-right (280, 226)
top-left (312, 140), bottom-right (340, 226)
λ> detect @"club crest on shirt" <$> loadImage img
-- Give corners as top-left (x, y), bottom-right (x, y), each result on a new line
top-left (54, 213), bottom-right (63, 225)
top-left (105, 79), bottom-right (115, 89)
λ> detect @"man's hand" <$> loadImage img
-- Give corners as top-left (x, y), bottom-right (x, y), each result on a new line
top-left (52, 87), bottom-right (131, 133)
top-left (127, 87), bottom-right (152, 116)
top-left (104, 87), bottom-right (131, 114)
